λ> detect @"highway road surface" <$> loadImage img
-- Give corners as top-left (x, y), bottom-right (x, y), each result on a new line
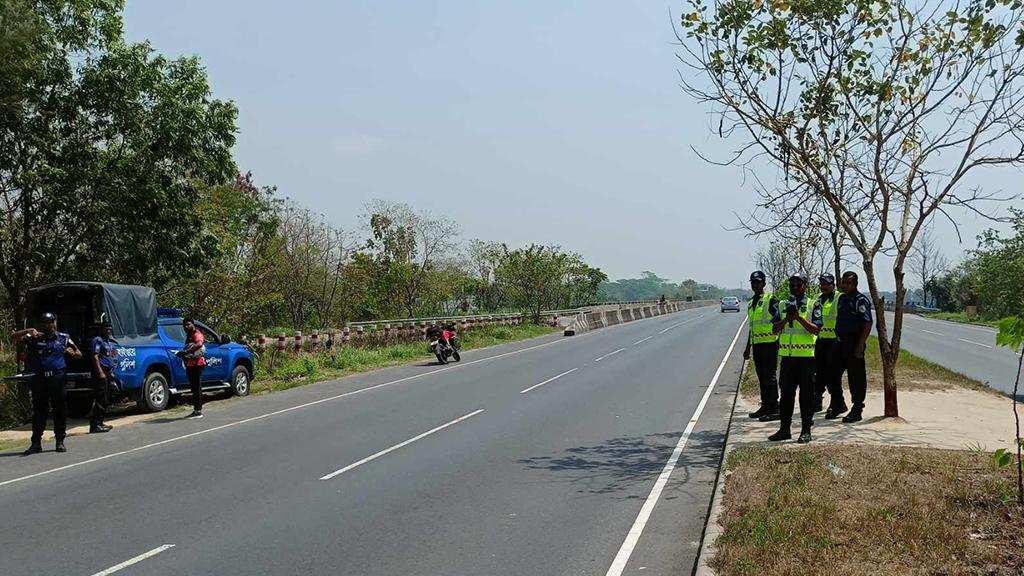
top-left (0, 305), bottom-right (748, 576)
top-left (885, 312), bottom-right (1022, 396)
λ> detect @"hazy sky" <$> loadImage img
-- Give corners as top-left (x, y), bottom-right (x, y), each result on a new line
top-left (123, 1), bottom-right (1020, 290)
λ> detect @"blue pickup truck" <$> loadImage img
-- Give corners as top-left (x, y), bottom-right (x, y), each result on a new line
top-left (11, 282), bottom-right (256, 414)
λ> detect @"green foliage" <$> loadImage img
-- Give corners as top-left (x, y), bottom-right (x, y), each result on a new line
top-left (993, 448), bottom-right (1013, 468)
top-left (0, 0), bottom-right (237, 324)
top-left (971, 210), bottom-right (1024, 319)
top-left (997, 315), bottom-right (1024, 350)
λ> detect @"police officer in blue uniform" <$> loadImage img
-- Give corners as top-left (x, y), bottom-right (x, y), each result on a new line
top-left (89, 321), bottom-right (118, 434)
top-left (835, 271), bottom-right (873, 423)
top-left (12, 312), bottom-right (82, 455)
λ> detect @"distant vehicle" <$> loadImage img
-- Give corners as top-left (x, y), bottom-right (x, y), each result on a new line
top-left (720, 296), bottom-right (741, 313)
top-left (9, 282), bottom-right (256, 414)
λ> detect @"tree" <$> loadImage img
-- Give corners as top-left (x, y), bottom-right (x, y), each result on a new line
top-left (497, 245), bottom-right (571, 322)
top-left (680, 0), bottom-right (1024, 417)
top-left (0, 0), bottom-right (237, 325)
top-left (970, 209), bottom-right (1024, 319)
top-left (908, 225), bottom-right (949, 307)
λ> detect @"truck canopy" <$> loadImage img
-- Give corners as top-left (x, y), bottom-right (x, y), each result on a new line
top-left (26, 282), bottom-right (160, 346)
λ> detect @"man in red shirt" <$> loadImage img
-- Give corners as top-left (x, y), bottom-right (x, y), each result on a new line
top-left (181, 319), bottom-right (206, 419)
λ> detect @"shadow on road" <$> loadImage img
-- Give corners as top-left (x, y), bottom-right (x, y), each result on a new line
top-left (518, 430), bottom-right (726, 500)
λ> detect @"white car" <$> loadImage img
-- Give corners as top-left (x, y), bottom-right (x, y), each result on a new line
top-left (720, 296), bottom-right (741, 313)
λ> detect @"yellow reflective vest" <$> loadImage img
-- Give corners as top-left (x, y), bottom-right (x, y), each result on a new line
top-left (779, 297), bottom-right (817, 358)
top-left (748, 294), bottom-right (778, 345)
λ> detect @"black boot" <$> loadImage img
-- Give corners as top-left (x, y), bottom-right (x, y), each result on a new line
top-left (55, 439), bottom-right (67, 453)
top-left (825, 404), bottom-right (849, 420)
top-left (758, 410), bottom-right (781, 422)
top-left (797, 429), bottom-right (812, 443)
top-left (22, 442), bottom-right (42, 456)
top-left (748, 406), bottom-right (768, 419)
top-left (768, 428), bottom-right (792, 442)
top-left (90, 424), bottom-right (112, 434)
top-left (842, 410), bottom-right (862, 423)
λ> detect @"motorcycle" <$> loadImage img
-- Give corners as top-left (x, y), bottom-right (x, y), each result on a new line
top-left (429, 338), bottom-right (461, 365)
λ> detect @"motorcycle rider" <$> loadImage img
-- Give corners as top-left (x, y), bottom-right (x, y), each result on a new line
top-left (443, 322), bottom-right (459, 350)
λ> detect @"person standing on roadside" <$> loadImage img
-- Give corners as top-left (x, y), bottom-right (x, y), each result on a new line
top-left (769, 273), bottom-right (823, 443)
top-left (835, 271), bottom-right (873, 423)
top-left (742, 271), bottom-right (781, 422)
top-left (815, 274), bottom-right (845, 418)
top-left (181, 319), bottom-right (206, 419)
top-left (12, 312), bottom-right (82, 455)
top-left (88, 320), bottom-right (117, 434)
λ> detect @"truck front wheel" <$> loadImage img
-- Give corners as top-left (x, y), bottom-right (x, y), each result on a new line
top-left (137, 371), bottom-right (170, 413)
top-left (229, 365), bottom-right (251, 397)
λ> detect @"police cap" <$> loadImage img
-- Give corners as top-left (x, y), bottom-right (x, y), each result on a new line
top-left (40, 312), bottom-right (56, 322)
top-left (749, 271), bottom-right (766, 282)
top-left (819, 273), bottom-right (835, 285)
top-left (788, 272), bottom-right (808, 282)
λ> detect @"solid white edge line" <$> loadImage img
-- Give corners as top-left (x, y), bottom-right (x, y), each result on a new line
top-left (520, 368), bottom-right (579, 394)
top-left (920, 329), bottom-right (944, 336)
top-left (604, 318), bottom-right (748, 576)
top-left (594, 348), bottom-right (626, 362)
top-left (90, 544), bottom-right (175, 576)
top-left (957, 337), bottom-right (993, 349)
top-left (0, 337), bottom-right (570, 490)
top-left (319, 409), bottom-right (484, 480)
top-left (633, 336), bottom-right (654, 346)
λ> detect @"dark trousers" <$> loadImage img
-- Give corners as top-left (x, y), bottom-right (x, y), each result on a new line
top-left (837, 337), bottom-right (868, 411)
top-left (31, 372), bottom-right (67, 443)
top-left (752, 342), bottom-right (779, 411)
top-left (779, 356), bottom-right (815, 431)
top-left (187, 366), bottom-right (204, 411)
top-left (90, 367), bottom-right (113, 427)
top-left (814, 338), bottom-right (843, 407)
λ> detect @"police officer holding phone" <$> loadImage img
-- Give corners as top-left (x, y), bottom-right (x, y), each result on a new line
top-left (769, 273), bottom-right (823, 443)
top-left (12, 312), bottom-right (82, 455)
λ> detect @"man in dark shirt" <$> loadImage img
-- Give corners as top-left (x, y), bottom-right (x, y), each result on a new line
top-left (835, 271), bottom-right (873, 423)
top-left (12, 312), bottom-right (82, 455)
top-left (742, 271), bottom-right (781, 421)
top-left (89, 321), bottom-right (118, 434)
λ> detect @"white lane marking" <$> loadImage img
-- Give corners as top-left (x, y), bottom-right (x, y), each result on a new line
top-left (595, 348), bottom-right (626, 362)
top-left (604, 319), bottom-right (748, 576)
top-left (90, 545), bottom-right (175, 576)
top-left (921, 329), bottom-right (944, 336)
top-left (0, 337), bottom-right (572, 490)
top-left (908, 315), bottom-right (997, 334)
top-left (657, 314), bottom-right (705, 335)
top-left (320, 409), bottom-right (484, 480)
top-left (633, 336), bottom-right (654, 346)
top-left (957, 337), bottom-right (993, 349)
top-left (520, 368), bottom-right (578, 394)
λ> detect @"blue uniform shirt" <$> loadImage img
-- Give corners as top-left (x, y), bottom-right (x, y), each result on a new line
top-left (91, 335), bottom-right (119, 370)
top-left (24, 332), bottom-right (76, 373)
top-left (771, 294), bottom-right (824, 327)
top-left (836, 291), bottom-right (873, 336)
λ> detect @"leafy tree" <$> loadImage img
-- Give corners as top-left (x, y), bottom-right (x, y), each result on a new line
top-left (0, 0), bottom-right (237, 325)
top-left (970, 209), bottom-right (1024, 319)
top-left (681, 0), bottom-right (1024, 417)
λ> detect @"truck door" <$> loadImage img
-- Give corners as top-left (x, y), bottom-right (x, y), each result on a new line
top-left (195, 321), bottom-right (229, 384)
top-left (158, 321), bottom-right (189, 387)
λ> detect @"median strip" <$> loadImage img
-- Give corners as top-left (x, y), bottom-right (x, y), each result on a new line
top-left (519, 368), bottom-right (578, 394)
top-left (320, 409), bottom-right (484, 480)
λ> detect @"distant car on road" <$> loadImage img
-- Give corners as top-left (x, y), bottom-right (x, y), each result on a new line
top-left (720, 296), bottom-right (740, 313)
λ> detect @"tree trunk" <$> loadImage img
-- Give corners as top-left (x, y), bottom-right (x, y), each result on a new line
top-left (862, 258), bottom-right (899, 417)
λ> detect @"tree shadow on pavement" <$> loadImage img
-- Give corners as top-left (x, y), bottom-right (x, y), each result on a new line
top-left (517, 430), bottom-right (727, 500)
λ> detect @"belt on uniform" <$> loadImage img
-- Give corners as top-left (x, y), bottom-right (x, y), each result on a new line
top-left (42, 370), bottom-right (65, 377)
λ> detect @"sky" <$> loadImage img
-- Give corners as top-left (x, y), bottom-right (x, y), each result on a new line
top-left (122, 0), bottom-right (1021, 290)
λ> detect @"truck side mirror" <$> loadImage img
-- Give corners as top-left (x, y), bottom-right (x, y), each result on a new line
top-left (221, 335), bottom-right (232, 344)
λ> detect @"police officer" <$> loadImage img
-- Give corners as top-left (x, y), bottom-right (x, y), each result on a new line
top-left (815, 273), bottom-right (846, 419)
top-left (12, 312), bottom-right (82, 455)
top-left (769, 273), bottom-right (823, 443)
top-left (89, 321), bottom-right (117, 434)
top-left (835, 271), bottom-right (873, 423)
top-left (742, 271), bottom-right (781, 421)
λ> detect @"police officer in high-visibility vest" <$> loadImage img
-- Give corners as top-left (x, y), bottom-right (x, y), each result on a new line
top-left (742, 270), bottom-right (781, 421)
top-left (815, 273), bottom-right (847, 419)
top-left (11, 312), bottom-right (83, 455)
top-left (769, 273), bottom-right (823, 443)
top-left (836, 271), bottom-right (873, 423)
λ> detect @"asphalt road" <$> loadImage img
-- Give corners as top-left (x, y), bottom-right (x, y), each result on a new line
top-left (885, 312), bottom-right (1022, 395)
top-left (0, 305), bottom-right (747, 576)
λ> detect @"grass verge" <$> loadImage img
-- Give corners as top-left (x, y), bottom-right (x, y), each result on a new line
top-left (740, 335), bottom-right (989, 400)
top-left (253, 324), bottom-right (558, 394)
top-left (922, 312), bottom-right (1001, 328)
top-left (712, 444), bottom-right (1024, 576)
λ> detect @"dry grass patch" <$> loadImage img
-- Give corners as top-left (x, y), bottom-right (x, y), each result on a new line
top-left (739, 335), bottom-right (993, 401)
top-left (712, 445), bottom-right (1024, 576)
